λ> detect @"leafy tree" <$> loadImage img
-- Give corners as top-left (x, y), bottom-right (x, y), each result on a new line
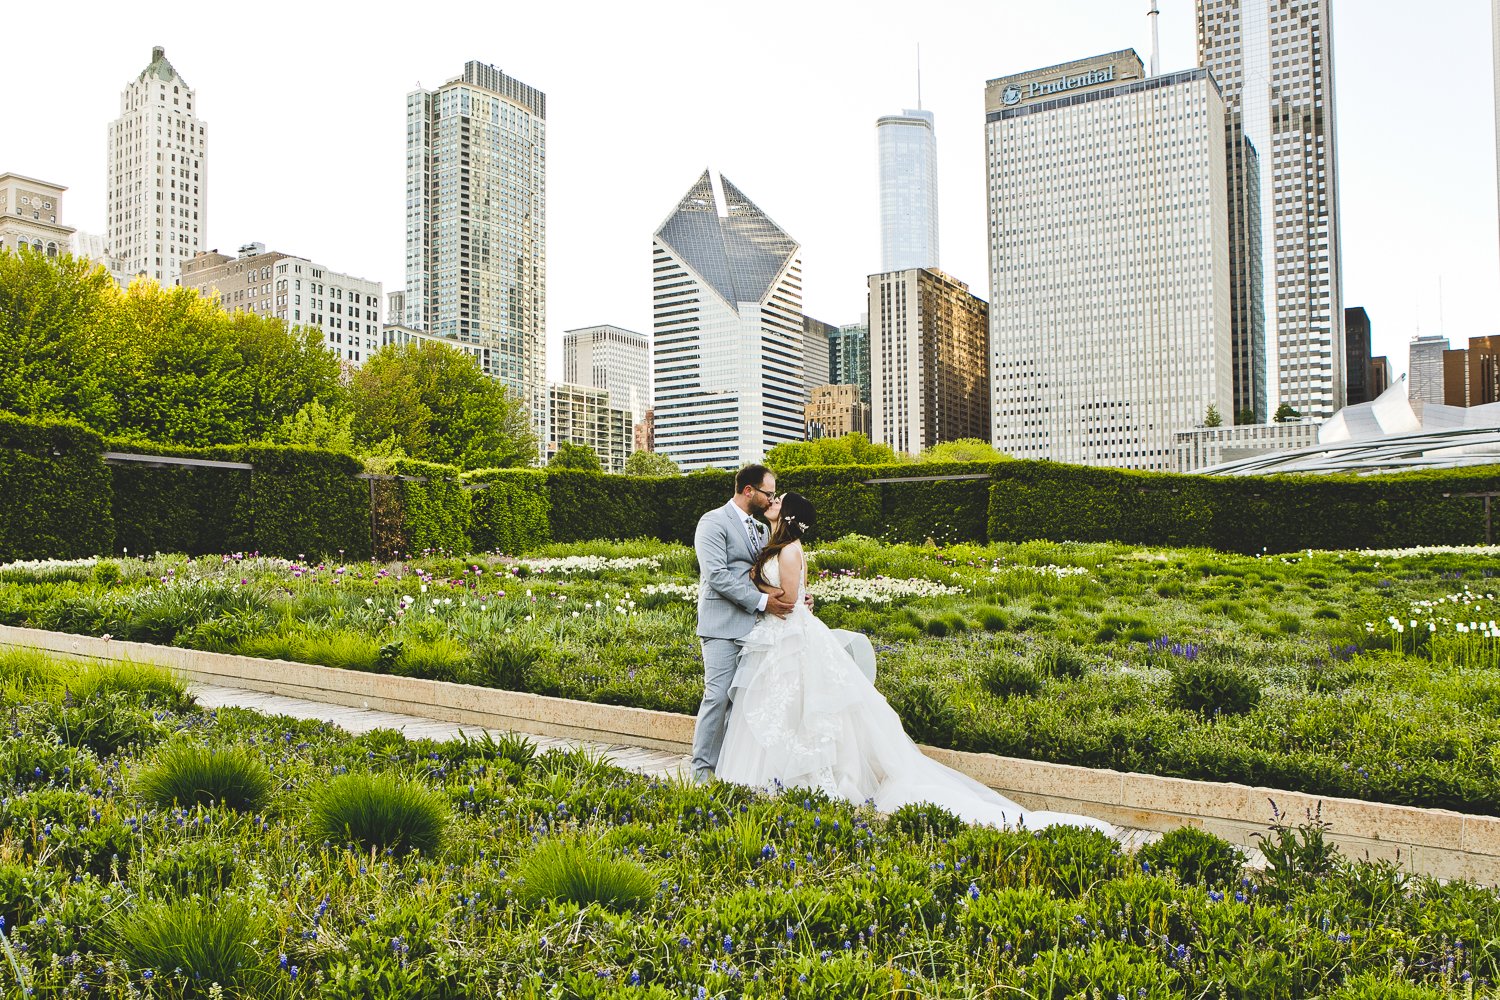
top-left (624, 450), bottom-right (680, 476)
top-left (918, 439), bottom-right (1010, 463)
top-left (764, 433), bottom-right (904, 470)
top-left (548, 441), bottom-right (603, 472)
top-left (350, 342), bottom-right (537, 469)
top-left (1274, 402), bottom-right (1302, 423)
top-left (1236, 408), bottom-right (1257, 426)
top-left (273, 399), bottom-right (355, 453)
top-left (1204, 404), bottom-right (1223, 428)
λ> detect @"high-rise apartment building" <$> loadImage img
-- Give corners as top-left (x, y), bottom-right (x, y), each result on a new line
top-left (1408, 334), bottom-right (1450, 406)
top-left (562, 325), bottom-right (650, 422)
top-left (1443, 337), bottom-right (1500, 408)
top-left (1344, 306), bottom-right (1373, 405)
top-left (547, 383), bottom-right (634, 473)
top-left (868, 267), bottom-right (989, 456)
top-left (829, 320), bottom-right (871, 405)
top-left (406, 61), bottom-right (546, 427)
top-left (1, 174), bottom-right (75, 259)
top-left (1199, 0), bottom-right (1345, 420)
top-left (181, 244), bottom-right (382, 365)
top-left (877, 109), bottom-right (939, 272)
top-left (802, 317), bottom-right (836, 398)
top-left (985, 51), bottom-right (1233, 470)
top-left (806, 384), bottom-right (870, 439)
top-left (108, 47), bottom-right (206, 286)
top-left (651, 171), bottom-right (804, 471)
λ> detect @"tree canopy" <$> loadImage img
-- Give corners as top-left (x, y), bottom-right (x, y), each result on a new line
top-left (548, 441), bottom-right (603, 472)
top-left (624, 450), bottom-right (680, 476)
top-left (917, 439), bottom-right (1009, 463)
top-left (764, 433), bottom-right (904, 470)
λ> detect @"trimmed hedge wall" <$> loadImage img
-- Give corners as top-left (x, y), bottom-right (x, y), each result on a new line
top-left (382, 459), bottom-right (471, 555)
top-left (462, 469), bottom-right (552, 554)
top-left (0, 414), bottom-right (114, 561)
top-left (241, 446), bottom-right (371, 559)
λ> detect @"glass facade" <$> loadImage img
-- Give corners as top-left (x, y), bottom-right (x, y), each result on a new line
top-left (651, 171), bottom-right (804, 471)
top-left (1199, 0), bottom-right (1344, 420)
top-left (406, 62), bottom-right (546, 439)
top-left (876, 110), bottom-right (940, 273)
top-left (829, 322), bottom-right (872, 405)
top-left (985, 52), bottom-right (1234, 471)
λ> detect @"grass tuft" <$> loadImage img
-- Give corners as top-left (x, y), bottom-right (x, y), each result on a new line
top-left (134, 742), bottom-right (271, 812)
top-left (103, 895), bottom-right (271, 997)
top-left (513, 838), bottom-right (657, 912)
top-left (306, 772), bottom-right (449, 856)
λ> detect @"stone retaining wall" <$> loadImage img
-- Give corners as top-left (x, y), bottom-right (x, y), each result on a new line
top-left (3, 624), bottom-right (1495, 884)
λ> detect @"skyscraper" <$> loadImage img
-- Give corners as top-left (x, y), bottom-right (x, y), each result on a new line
top-left (651, 171), bottom-right (804, 471)
top-left (107, 47), bottom-right (206, 286)
top-left (562, 324), bottom-right (650, 422)
top-left (1408, 334), bottom-right (1450, 406)
top-left (985, 50), bottom-right (1234, 471)
top-left (829, 320), bottom-right (872, 405)
top-left (876, 109), bottom-right (939, 272)
top-left (406, 61), bottom-right (546, 430)
top-left (1199, 0), bottom-right (1345, 421)
top-left (869, 267), bottom-right (989, 456)
top-left (802, 316), bottom-right (836, 396)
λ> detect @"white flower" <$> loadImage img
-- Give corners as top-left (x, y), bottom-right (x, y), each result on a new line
top-left (520, 555), bottom-right (663, 575)
top-left (807, 576), bottom-right (965, 604)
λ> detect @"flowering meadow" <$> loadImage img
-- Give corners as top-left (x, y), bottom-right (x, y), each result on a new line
top-left (3, 651), bottom-right (1499, 999)
top-left (2, 537), bottom-right (1500, 813)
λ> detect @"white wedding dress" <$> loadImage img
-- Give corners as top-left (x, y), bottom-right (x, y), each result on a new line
top-left (717, 548), bottom-right (1114, 834)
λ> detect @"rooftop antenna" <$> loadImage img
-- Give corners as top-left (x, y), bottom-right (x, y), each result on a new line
top-left (1149, 0), bottom-right (1161, 77)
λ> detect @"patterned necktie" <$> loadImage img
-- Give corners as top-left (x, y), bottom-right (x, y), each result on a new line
top-left (746, 516), bottom-right (761, 558)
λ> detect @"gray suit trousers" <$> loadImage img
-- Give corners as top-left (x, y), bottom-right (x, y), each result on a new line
top-left (691, 635), bottom-right (744, 779)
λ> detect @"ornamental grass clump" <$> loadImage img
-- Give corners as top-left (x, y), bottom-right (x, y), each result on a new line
top-left (306, 772), bottom-right (449, 856)
top-left (513, 838), bottom-right (657, 912)
top-left (1137, 826), bottom-right (1244, 887)
top-left (68, 660), bottom-right (193, 712)
top-left (104, 895), bottom-right (271, 998)
top-left (980, 657), bottom-right (1045, 699)
top-left (1168, 658), bottom-right (1263, 716)
top-left (134, 742), bottom-right (272, 812)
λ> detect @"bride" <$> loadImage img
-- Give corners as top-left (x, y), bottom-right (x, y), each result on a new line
top-left (716, 492), bottom-right (1114, 834)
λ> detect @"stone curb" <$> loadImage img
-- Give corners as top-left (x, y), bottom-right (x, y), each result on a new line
top-left (2, 624), bottom-right (1494, 884)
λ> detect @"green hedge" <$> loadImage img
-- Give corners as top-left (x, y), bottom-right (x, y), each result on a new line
top-left (382, 459), bottom-right (471, 556)
top-left (105, 440), bottom-right (249, 556)
top-left (0, 413), bottom-right (113, 561)
top-left (240, 445), bottom-right (371, 559)
top-left (462, 468), bottom-right (552, 553)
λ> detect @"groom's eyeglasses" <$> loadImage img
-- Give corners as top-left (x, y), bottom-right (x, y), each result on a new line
top-left (749, 486), bottom-right (780, 501)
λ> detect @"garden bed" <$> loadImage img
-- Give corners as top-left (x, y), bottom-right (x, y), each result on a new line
top-left (2, 537), bottom-right (1498, 817)
top-left (4, 649), bottom-right (1500, 998)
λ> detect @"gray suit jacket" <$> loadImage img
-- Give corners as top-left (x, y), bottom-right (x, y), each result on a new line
top-left (695, 502), bottom-right (766, 640)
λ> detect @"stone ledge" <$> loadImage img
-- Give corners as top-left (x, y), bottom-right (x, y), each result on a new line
top-left (1, 624), bottom-right (1490, 883)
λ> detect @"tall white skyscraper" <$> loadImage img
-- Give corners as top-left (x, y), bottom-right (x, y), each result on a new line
top-left (562, 324), bottom-right (650, 423)
top-left (1407, 334), bottom-right (1450, 406)
top-left (107, 47), bottom-right (206, 286)
top-left (1199, 0), bottom-right (1345, 421)
top-left (876, 109), bottom-right (939, 273)
top-left (985, 51), bottom-right (1234, 471)
top-left (651, 171), bottom-right (804, 471)
top-left (406, 61), bottom-right (547, 429)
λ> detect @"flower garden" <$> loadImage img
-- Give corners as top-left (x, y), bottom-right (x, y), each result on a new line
top-left (2, 537), bottom-right (1500, 819)
top-left (4, 649), bottom-right (1500, 999)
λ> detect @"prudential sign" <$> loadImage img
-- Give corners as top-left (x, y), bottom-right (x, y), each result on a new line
top-left (1001, 65), bottom-right (1116, 106)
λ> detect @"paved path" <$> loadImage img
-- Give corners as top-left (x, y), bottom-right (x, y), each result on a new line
top-left (192, 682), bottom-right (1163, 853)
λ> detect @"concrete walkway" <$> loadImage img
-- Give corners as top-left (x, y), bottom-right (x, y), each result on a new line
top-left (191, 682), bottom-right (1163, 853)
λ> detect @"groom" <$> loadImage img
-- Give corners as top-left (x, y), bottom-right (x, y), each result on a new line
top-left (690, 464), bottom-right (798, 782)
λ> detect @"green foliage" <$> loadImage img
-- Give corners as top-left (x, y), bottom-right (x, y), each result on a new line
top-left (885, 678), bottom-right (959, 747)
top-left (0, 413), bottom-right (114, 561)
top-left (134, 742), bottom-right (272, 812)
top-left (103, 895), bottom-right (272, 997)
top-left (1168, 658), bottom-right (1263, 716)
top-left (273, 398), bottom-right (356, 453)
top-left (472, 642), bottom-right (538, 690)
top-left (887, 801), bottom-right (966, 842)
top-left (375, 458), bottom-right (471, 555)
top-left (242, 444), bottom-right (371, 558)
top-left (764, 432), bottom-right (904, 470)
top-left (548, 441), bottom-right (603, 472)
top-left (1137, 826), bottom-right (1243, 886)
top-left (67, 660), bottom-right (192, 712)
top-left (1236, 408), bottom-right (1257, 425)
top-left (1204, 403), bottom-right (1224, 427)
top-left (623, 450), bottom-right (680, 476)
top-left (462, 468), bottom-right (552, 553)
top-left (513, 837), bottom-right (658, 912)
top-left (981, 656), bottom-right (1045, 699)
top-left (350, 342), bottom-right (537, 470)
top-left (306, 772), bottom-right (449, 856)
top-left (1275, 402), bottom-right (1302, 423)
top-left (917, 438), bottom-right (1009, 463)
top-left (1256, 804), bottom-right (1340, 898)
top-left (546, 470), bottom-right (656, 543)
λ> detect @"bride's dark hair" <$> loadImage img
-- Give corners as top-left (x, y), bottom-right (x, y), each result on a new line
top-left (751, 492), bottom-right (816, 587)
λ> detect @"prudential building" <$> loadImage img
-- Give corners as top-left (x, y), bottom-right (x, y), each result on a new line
top-left (985, 50), bottom-right (1234, 471)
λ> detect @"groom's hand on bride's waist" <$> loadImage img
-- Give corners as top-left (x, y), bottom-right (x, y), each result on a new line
top-left (765, 590), bottom-right (797, 617)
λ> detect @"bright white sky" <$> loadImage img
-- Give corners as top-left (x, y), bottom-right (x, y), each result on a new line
top-left (8, 0), bottom-right (1498, 384)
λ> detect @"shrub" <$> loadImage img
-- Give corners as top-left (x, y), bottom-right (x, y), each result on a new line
top-left (888, 802), bottom-right (967, 843)
top-left (0, 414), bottom-right (114, 561)
top-left (134, 742), bottom-right (272, 812)
top-left (1169, 659), bottom-right (1263, 715)
top-left (980, 657), bottom-right (1045, 699)
top-left (513, 838), bottom-right (657, 912)
top-left (978, 607), bottom-right (1011, 632)
top-left (1137, 826), bottom-right (1243, 887)
top-left (103, 895), bottom-right (271, 997)
top-left (306, 772), bottom-right (449, 856)
top-left (462, 468), bottom-right (552, 553)
top-left (886, 679), bottom-right (960, 747)
top-left (472, 642), bottom-right (538, 691)
top-left (381, 458), bottom-right (471, 556)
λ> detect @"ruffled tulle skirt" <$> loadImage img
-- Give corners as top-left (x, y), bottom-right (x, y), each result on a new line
top-left (717, 606), bottom-right (1114, 834)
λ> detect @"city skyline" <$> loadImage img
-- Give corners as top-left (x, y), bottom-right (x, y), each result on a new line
top-left (7, 0), bottom-right (1497, 392)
